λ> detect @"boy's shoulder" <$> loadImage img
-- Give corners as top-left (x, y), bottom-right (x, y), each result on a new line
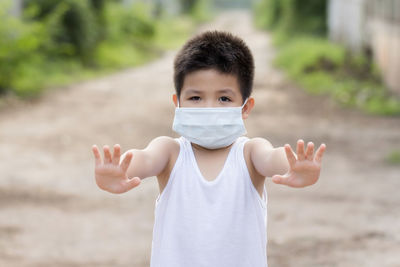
top-left (242, 137), bottom-right (275, 192)
top-left (148, 136), bottom-right (180, 152)
top-left (244, 137), bottom-right (274, 152)
top-left (150, 136), bottom-right (274, 156)
top-left (152, 136), bottom-right (180, 188)
top-left (243, 137), bottom-right (274, 172)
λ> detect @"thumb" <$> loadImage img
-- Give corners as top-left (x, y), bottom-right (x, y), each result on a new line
top-left (272, 175), bottom-right (288, 185)
top-left (126, 177), bottom-right (141, 190)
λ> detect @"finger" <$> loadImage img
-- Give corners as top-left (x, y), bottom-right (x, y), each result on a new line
top-left (92, 145), bottom-right (102, 166)
top-left (296, 139), bottom-right (305, 160)
top-left (126, 177), bottom-right (141, 190)
top-left (305, 142), bottom-right (314, 160)
top-left (112, 144), bottom-right (121, 165)
top-left (121, 152), bottom-right (133, 172)
top-left (103, 145), bottom-right (112, 164)
top-left (315, 143), bottom-right (327, 163)
top-left (284, 144), bottom-right (296, 167)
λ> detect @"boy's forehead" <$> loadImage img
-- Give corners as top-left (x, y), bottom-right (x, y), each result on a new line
top-left (181, 69), bottom-right (240, 94)
top-left (184, 88), bottom-right (237, 96)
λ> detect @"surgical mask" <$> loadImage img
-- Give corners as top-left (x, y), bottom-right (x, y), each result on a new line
top-left (172, 99), bottom-right (248, 149)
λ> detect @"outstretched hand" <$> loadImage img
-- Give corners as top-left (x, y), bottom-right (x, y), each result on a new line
top-left (92, 144), bottom-right (141, 194)
top-left (272, 140), bottom-right (326, 188)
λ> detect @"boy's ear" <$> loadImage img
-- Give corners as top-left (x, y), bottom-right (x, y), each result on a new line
top-left (242, 97), bottom-right (254, 120)
top-left (172, 94), bottom-right (178, 107)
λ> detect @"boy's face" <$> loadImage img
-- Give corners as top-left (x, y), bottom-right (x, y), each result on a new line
top-left (173, 69), bottom-right (254, 119)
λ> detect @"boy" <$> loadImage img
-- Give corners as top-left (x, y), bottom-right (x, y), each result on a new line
top-left (92, 30), bottom-right (326, 267)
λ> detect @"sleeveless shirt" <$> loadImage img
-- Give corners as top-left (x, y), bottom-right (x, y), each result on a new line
top-left (150, 136), bottom-right (268, 267)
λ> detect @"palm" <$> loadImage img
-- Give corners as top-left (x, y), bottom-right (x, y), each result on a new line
top-left (95, 164), bottom-right (126, 187)
top-left (272, 140), bottom-right (326, 188)
top-left (92, 144), bottom-right (141, 194)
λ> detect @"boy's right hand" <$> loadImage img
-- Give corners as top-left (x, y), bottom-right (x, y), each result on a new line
top-left (92, 144), bottom-right (141, 194)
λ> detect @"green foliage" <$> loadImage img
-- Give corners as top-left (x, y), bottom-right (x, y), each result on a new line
top-left (254, 0), bottom-right (327, 36)
top-left (0, 0), bottom-right (197, 99)
top-left (189, 0), bottom-right (213, 23)
top-left (275, 37), bottom-right (400, 115)
top-left (254, 0), bottom-right (399, 116)
top-left (103, 2), bottom-right (155, 44)
top-left (89, 0), bottom-right (107, 33)
top-left (95, 41), bottom-right (155, 69)
top-left (0, 2), bottom-right (45, 96)
top-left (253, 0), bottom-right (281, 30)
top-left (153, 16), bottom-right (196, 50)
top-left (178, 0), bottom-right (212, 22)
top-left (26, 0), bottom-right (102, 65)
top-left (179, 0), bottom-right (195, 13)
top-left (275, 37), bottom-right (345, 77)
top-left (385, 150), bottom-right (400, 164)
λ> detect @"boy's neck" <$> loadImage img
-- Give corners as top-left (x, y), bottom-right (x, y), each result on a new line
top-left (191, 142), bottom-right (234, 153)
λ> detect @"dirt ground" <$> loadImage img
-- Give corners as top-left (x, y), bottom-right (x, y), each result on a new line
top-left (1, 10), bottom-right (399, 267)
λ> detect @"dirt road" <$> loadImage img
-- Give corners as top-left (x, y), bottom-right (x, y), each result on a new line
top-left (1, 10), bottom-right (399, 267)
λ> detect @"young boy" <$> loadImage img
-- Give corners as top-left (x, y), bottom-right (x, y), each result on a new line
top-left (92, 30), bottom-right (326, 267)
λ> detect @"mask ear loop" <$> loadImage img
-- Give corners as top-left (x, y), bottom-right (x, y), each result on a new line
top-left (241, 98), bottom-right (249, 108)
top-left (240, 98), bottom-right (249, 116)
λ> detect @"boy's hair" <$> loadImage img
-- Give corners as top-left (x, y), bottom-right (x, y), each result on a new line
top-left (173, 30), bottom-right (254, 102)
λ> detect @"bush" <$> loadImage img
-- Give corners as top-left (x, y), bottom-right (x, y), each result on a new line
top-left (275, 37), bottom-right (400, 115)
top-left (189, 0), bottom-right (212, 23)
top-left (0, 0), bottom-right (200, 98)
top-left (178, 0), bottom-right (212, 23)
top-left (0, 2), bottom-right (44, 95)
top-left (253, 0), bottom-right (281, 30)
top-left (254, 0), bottom-right (327, 35)
top-left (275, 37), bottom-right (345, 77)
top-left (103, 2), bottom-right (155, 45)
top-left (254, 0), bottom-right (399, 115)
top-left (386, 150), bottom-right (400, 164)
top-left (25, 0), bottom-right (101, 65)
top-left (95, 41), bottom-right (155, 69)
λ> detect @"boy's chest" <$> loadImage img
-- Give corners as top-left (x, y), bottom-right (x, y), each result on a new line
top-left (194, 150), bottom-right (230, 182)
top-left (192, 145), bottom-right (265, 197)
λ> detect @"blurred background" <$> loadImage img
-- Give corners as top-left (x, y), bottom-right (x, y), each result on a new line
top-left (0, 0), bottom-right (399, 266)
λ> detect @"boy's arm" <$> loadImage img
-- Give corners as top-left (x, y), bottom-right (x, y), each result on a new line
top-left (121, 136), bottom-right (176, 180)
top-left (249, 138), bottom-right (326, 188)
top-left (249, 138), bottom-right (289, 178)
top-left (92, 136), bottom-right (176, 194)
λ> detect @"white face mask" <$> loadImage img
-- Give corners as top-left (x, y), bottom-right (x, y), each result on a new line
top-left (172, 99), bottom-right (248, 149)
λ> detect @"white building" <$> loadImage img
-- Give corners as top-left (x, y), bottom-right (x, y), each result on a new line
top-left (328, 0), bottom-right (400, 95)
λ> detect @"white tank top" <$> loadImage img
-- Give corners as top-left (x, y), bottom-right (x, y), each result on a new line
top-left (150, 136), bottom-right (268, 267)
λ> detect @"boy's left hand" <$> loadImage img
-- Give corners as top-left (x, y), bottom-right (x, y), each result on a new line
top-left (272, 140), bottom-right (326, 188)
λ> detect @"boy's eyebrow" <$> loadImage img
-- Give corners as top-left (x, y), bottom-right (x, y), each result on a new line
top-left (218, 89), bottom-right (235, 95)
top-left (184, 88), bottom-right (236, 95)
top-left (184, 89), bottom-right (203, 95)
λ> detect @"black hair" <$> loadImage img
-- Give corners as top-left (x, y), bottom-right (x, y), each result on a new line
top-left (173, 30), bottom-right (254, 102)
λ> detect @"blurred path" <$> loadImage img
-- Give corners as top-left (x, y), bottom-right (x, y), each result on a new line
top-left (1, 10), bottom-right (400, 267)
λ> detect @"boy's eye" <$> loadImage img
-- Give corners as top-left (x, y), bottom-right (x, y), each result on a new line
top-left (219, 96), bottom-right (231, 102)
top-left (189, 96), bottom-right (201, 101)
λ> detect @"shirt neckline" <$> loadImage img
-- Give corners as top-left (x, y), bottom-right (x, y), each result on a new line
top-left (187, 138), bottom-right (240, 185)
